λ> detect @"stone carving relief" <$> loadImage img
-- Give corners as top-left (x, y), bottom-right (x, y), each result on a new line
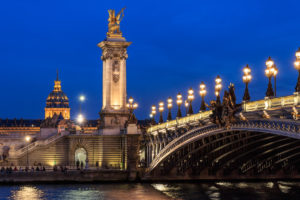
top-left (111, 115), bottom-right (120, 125)
top-left (101, 47), bottom-right (128, 61)
top-left (112, 60), bottom-right (120, 83)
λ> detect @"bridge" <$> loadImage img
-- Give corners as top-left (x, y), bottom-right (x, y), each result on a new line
top-left (143, 93), bottom-right (300, 179)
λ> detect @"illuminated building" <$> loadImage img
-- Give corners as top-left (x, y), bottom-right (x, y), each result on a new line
top-left (44, 71), bottom-right (70, 119)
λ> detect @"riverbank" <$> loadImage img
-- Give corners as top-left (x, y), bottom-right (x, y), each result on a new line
top-left (0, 170), bottom-right (137, 183)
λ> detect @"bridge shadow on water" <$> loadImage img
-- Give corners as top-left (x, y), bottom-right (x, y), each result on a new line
top-left (151, 181), bottom-right (300, 200)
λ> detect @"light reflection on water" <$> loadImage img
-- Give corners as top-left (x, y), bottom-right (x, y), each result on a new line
top-left (10, 186), bottom-right (44, 200)
top-left (0, 182), bottom-right (300, 200)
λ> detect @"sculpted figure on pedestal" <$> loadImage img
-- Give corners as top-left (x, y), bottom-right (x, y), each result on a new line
top-left (107, 8), bottom-right (126, 36)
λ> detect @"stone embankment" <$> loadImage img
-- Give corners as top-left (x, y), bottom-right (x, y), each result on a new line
top-left (0, 170), bottom-right (137, 183)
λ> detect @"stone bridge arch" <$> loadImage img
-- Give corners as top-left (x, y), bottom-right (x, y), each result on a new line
top-left (146, 119), bottom-right (300, 179)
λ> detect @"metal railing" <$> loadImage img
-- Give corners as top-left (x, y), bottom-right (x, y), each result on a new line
top-left (147, 93), bottom-right (300, 133)
top-left (147, 110), bottom-right (212, 133)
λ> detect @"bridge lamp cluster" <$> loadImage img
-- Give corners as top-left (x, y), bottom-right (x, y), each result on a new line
top-left (294, 48), bottom-right (300, 92)
top-left (199, 82), bottom-right (207, 111)
top-left (187, 88), bottom-right (195, 115)
top-left (184, 100), bottom-right (189, 116)
top-left (265, 57), bottom-right (277, 97)
top-left (150, 105), bottom-right (157, 124)
top-left (127, 97), bottom-right (138, 112)
top-left (158, 102), bottom-right (164, 123)
top-left (215, 75), bottom-right (222, 104)
top-left (127, 97), bottom-right (138, 123)
top-left (167, 97), bottom-right (173, 121)
top-left (242, 64), bottom-right (252, 101)
top-left (176, 93), bottom-right (183, 118)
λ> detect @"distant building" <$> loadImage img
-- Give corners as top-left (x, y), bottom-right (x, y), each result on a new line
top-left (44, 72), bottom-right (70, 119)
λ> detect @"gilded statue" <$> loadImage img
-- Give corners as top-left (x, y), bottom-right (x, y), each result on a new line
top-left (107, 7), bottom-right (126, 37)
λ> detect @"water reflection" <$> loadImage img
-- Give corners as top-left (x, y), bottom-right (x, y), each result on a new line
top-left (151, 181), bottom-right (300, 200)
top-left (1, 182), bottom-right (300, 200)
top-left (57, 188), bottom-right (103, 200)
top-left (10, 186), bottom-right (44, 200)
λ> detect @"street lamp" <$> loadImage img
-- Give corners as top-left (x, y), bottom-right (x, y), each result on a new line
top-left (167, 97), bottom-right (173, 121)
top-left (199, 82), bottom-right (207, 111)
top-left (265, 57), bottom-right (275, 97)
top-left (184, 100), bottom-right (189, 116)
top-left (25, 136), bottom-right (31, 167)
top-left (242, 64), bottom-right (252, 101)
top-left (79, 95), bottom-right (85, 113)
top-left (294, 48), bottom-right (300, 92)
top-left (126, 97), bottom-right (138, 123)
top-left (77, 114), bottom-right (84, 124)
top-left (151, 105), bottom-right (156, 124)
top-left (215, 75), bottom-right (222, 104)
top-left (187, 88), bottom-right (194, 115)
top-left (158, 101), bottom-right (164, 123)
top-left (176, 93), bottom-right (183, 118)
top-left (79, 95), bottom-right (85, 102)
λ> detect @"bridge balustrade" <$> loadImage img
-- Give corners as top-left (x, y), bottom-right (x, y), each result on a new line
top-left (148, 93), bottom-right (300, 134)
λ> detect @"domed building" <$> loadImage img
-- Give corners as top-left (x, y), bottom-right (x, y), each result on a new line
top-left (44, 72), bottom-right (70, 119)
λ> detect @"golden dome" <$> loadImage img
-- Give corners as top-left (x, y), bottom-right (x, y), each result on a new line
top-left (46, 72), bottom-right (69, 109)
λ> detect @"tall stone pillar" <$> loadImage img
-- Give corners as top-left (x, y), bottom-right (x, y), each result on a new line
top-left (98, 39), bottom-right (132, 133)
top-left (97, 8), bottom-right (132, 134)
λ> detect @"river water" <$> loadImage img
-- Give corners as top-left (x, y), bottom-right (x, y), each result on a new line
top-left (1, 181), bottom-right (300, 200)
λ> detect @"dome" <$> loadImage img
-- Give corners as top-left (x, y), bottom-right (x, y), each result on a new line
top-left (46, 73), bottom-right (69, 108)
top-left (46, 90), bottom-right (69, 108)
top-left (44, 71), bottom-right (70, 120)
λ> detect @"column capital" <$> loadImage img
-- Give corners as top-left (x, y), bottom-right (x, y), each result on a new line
top-left (98, 41), bottom-right (132, 61)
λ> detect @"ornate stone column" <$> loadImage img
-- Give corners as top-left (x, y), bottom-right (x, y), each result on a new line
top-left (97, 8), bottom-right (133, 134)
top-left (98, 37), bottom-right (132, 133)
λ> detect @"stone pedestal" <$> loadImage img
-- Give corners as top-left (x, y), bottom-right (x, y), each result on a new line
top-left (98, 37), bottom-right (132, 133)
top-left (127, 123), bottom-right (138, 134)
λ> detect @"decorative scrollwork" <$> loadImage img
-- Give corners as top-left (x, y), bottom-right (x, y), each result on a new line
top-left (101, 48), bottom-right (128, 61)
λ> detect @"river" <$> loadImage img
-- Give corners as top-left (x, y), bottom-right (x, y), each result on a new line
top-left (1, 181), bottom-right (300, 200)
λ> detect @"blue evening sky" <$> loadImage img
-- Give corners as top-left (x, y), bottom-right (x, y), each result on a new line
top-left (0, 0), bottom-right (300, 120)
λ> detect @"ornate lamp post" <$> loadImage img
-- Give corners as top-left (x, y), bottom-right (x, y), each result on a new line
top-left (151, 105), bottom-right (156, 124)
top-left (167, 97), bottom-right (173, 121)
top-left (184, 100), bottom-right (189, 116)
top-left (158, 101), bottom-right (164, 123)
top-left (242, 64), bottom-right (252, 101)
top-left (215, 75), bottom-right (222, 105)
top-left (187, 88), bottom-right (194, 115)
top-left (199, 82), bottom-right (207, 111)
top-left (273, 65), bottom-right (278, 96)
top-left (126, 97), bottom-right (138, 123)
top-left (25, 136), bottom-right (31, 167)
top-left (294, 48), bottom-right (300, 92)
top-left (265, 57), bottom-right (275, 97)
top-left (176, 93), bottom-right (183, 118)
